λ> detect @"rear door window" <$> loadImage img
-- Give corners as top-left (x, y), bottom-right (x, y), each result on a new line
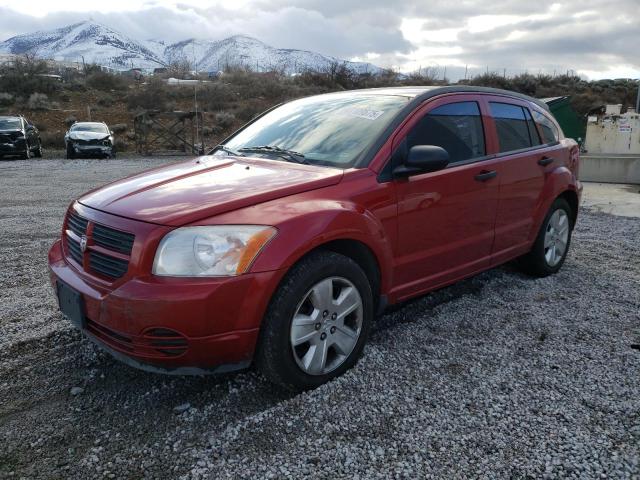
top-left (489, 102), bottom-right (534, 152)
top-left (406, 101), bottom-right (485, 163)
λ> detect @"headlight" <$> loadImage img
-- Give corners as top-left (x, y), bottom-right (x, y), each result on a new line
top-left (152, 225), bottom-right (276, 277)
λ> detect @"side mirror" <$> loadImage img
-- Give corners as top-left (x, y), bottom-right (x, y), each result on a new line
top-left (393, 145), bottom-right (450, 177)
top-left (110, 131), bottom-right (114, 135)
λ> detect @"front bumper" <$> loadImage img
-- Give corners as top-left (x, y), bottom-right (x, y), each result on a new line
top-left (48, 239), bottom-right (284, 374)
top-left (71, 144), bottom-right (114, 156)
top-left (0, 140), bottom-right (26, 154)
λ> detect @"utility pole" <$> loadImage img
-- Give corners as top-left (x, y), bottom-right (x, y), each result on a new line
top-left (636, 82), bottom-right (640, 113)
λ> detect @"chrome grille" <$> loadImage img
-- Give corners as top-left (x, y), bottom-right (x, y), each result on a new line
top-left (66, 236), bottom-right (83, 264)
top-left (67, 211), bottom-right (88, 237)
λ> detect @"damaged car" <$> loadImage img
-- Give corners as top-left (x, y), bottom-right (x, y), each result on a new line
top-left (0, 115), bottom-right (43, 160)
top-left (65, 122), bottom-right (115, 159)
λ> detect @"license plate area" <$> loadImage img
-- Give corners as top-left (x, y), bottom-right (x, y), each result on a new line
top-left (57, 281), bottom-right (86, 329)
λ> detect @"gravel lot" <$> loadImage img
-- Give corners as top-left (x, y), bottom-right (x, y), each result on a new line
top-left (1, 157), bottom-right (639, 479)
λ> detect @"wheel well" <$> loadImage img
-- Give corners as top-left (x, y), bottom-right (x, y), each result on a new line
top-left (305, 239), bottom-right (381, 301)
top-left (558, 190), bottom-right (579, 226)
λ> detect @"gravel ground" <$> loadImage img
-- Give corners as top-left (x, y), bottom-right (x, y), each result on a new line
top-left (1, 157), bottom-right (639, 479)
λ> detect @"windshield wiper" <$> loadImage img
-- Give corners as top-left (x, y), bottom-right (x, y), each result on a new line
top-left (214, 144), bottom-right (244, 156)
top-left (238, 145), bottom-right (308, 164)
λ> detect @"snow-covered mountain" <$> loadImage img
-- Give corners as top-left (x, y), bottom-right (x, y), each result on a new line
top-left (0, 21), bottom-right (383, 74)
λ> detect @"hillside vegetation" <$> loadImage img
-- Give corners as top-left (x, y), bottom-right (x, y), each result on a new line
top-left (0, 56), bottom-right (637, 152)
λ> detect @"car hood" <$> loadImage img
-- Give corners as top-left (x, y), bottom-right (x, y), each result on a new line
top-left (79, 156), bottom-right (344, 226)
top-left (68, 131), bottom-right (110, 141)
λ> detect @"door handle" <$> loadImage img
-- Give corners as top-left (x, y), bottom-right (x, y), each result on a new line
top-left (538, 156), bottom-right (554, 166)
top-left (474, 170), bottom-right (497, 182)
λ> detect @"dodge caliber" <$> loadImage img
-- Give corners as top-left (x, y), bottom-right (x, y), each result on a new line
top-left (48, 86), bottom-right (582, 389)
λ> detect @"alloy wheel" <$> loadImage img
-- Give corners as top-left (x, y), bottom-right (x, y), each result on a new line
top-left (290, 276), bottom-right (363, 375)
top-left (544, 209), bottom-right (569, 267)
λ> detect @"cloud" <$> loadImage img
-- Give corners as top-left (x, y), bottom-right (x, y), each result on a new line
top-left (0, 0), bottom-right (637, 79)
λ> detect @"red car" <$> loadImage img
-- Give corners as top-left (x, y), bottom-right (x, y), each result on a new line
top-left (49, 86), bottom-right (581, 389)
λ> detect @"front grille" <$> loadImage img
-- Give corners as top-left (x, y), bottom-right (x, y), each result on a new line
top-left (93, 223), bottom-right (134, 254)
top-left (89, 251), bottom-right (129, 279)
top-left (75, 138), bottom-right (104, 145)
top-left (67, 211), bottom-right (88, 237)
top-left (67, 236), bottom-right (83, 264)
top-left (64, 209), bottom-right (135, 280)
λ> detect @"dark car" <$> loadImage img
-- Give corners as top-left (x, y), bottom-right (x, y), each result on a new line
top-left (49, 86), bottom-right (581, 390)
top-left (65, 122), bottom-right (115, 159)
top-left (0, 115), bottom-right (42, 159)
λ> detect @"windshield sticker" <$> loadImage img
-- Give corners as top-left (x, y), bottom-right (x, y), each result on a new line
top-left (345, 107), bottom-right (385, 120)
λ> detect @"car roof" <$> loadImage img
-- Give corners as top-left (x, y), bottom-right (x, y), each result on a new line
top-left (72, 122), bottom-right (107, 126)
top-left (0, 115), bottom-right (22, 120)
top-left (320, 85), bottom-right (550, 111)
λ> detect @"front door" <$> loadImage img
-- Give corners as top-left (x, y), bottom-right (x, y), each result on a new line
top-left (390, 95), bottom-right (500, 300)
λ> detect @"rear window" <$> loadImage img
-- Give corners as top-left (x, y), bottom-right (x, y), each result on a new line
top-left (532, 110), bottom-right (560, 144)
top-left (406, 101), bottom-right (485, 163)
top-left (489, 102), bottom-right (534, 152)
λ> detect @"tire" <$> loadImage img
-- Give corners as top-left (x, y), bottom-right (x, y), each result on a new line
top-left (33, 142), bottom-right (43, 158)
top-left (21, 144), bottom-right (31, 160)
top-left (255, 251), bottom-right (374, 390)
top-left (65, 144), bottom-right (75, 160)
top-left (517, 197), bottom-right (573, 277)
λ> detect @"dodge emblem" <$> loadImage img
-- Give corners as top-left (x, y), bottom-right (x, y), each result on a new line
top-left (80, 235), bottom-right (88, 252)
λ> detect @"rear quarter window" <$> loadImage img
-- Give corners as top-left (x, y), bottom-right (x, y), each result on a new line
top-left (532, 110), bottom-right (560, 144)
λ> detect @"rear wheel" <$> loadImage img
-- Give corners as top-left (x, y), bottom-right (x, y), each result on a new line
top-left (517, 197), bottom-right (573, 277)
top-left (255, 251), bottom-right (373, 390)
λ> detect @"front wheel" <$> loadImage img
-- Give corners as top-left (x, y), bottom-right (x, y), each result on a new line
top-left (33, 142), bottom-right (43, 158)
top-left (255, 251), bottom-right (373, 390)
top-left (21, 144), bottom-right (31, 160)
top-left (65, 143), bottom-right (75, 160)
top-left (517, 197), bottom-right (573, 277)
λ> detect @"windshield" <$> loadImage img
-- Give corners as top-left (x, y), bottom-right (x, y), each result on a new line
top-left (0, 118), bottom-right (22, 130)
top-left (219, 94), bottom-right (409, 168)
top-left (71, 123), bottom-right (109, 133)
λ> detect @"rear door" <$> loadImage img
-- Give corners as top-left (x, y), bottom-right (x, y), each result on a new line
top-left (390, 95), bottom-right (501, 299)
top-left (483, 97), bottom-right (558, 264)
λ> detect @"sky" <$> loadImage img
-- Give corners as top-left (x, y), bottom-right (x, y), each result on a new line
top-left (0, 0), bottom-right (638, 80)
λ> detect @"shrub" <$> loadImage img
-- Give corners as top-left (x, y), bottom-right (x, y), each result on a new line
top-left (39, 131), bottom-right (63, 149)
top-left (113, 139), bottom-right (128, 152)
top-left (97, 94), bottom-right (115, 107)
top-left (27, 93), bottom-right (51, 110)
top-left (0, 92), bottom-right (14, 107)
top-left (235, 99), bottom-right (267, 122)
top-left (110, 123), bottom-right (128, 134)
top-left (202, 83), bottom-right (236, 111)
top-left (215, 112), bottom-right (235, 129)
top-left (126, 77), bottom-right (170, 111)
top-left (86, 71), bottom-right (128, 91)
